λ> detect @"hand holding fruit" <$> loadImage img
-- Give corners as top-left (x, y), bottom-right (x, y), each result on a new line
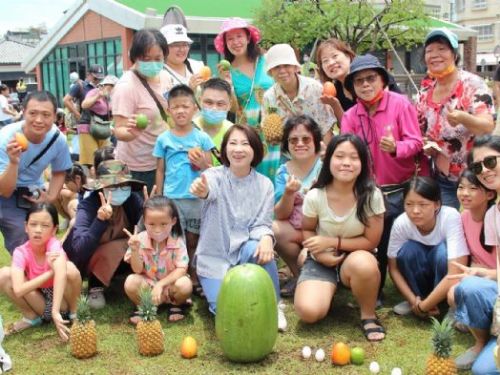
top-left (190, 174), bottom-right (209, 199)
top-left (6, 135), bottom-right (25, 164)
top-left (188, 73), bottom-right (205, 90)
top-left (200, 66), bottom-right (212, 81)
top-left (217, 61), bottom-right (232, 83)
top-left (284, 174), bottom-right (301, 194)
top-left (135, 113), bottom-right (149, 130)
top-left (188, 147), bottom-right (208, 170)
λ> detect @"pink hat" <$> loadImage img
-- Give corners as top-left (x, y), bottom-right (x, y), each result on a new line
top-left (214, 18), bottom-right (261, 54)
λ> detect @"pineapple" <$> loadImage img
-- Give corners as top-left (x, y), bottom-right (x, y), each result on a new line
top-left (70, 296), bottom-right (97, 359)
top-left (136, 287), bottom-right (164, 356)
top-left (425, 317), bottom-right (457, 375)
top-left (261, 107), bottom-right (283, 145)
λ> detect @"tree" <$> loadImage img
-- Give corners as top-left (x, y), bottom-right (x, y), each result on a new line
top-left (253, 0), bottom-right (429, 53)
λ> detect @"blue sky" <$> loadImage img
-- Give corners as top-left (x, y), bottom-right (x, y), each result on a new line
top-left (0, 0), bottom-right (75, 36)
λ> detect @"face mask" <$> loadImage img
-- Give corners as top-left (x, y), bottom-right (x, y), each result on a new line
top-left (201, 108), bottom-right (228, 125)
top-left (146, 224), bottom-right (172, 243)
top-left (137, 60), bottom-right (164, 78)
top-left (105, 186), bottom-right (131, 206)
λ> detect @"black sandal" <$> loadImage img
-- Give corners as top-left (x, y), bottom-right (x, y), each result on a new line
top-left (361, 318), bottom-right (385, 342)
top-left (166, 305), bottom-right (186, 322)
top-left (192, 284), bottom-right (205, 299)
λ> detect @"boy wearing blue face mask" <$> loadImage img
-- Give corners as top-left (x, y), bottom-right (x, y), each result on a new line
top-left (194, 78), bottom-right (233, 167)
top-left (153, 84), bottom-right (214, 291)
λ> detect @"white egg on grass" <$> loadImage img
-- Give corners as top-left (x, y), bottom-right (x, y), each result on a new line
top-left (315, 348), bottom-right (325, 362)
top-left (301, 346), bottom-right (312, 359)
top-left (369, 361), bottom-right (381, 373)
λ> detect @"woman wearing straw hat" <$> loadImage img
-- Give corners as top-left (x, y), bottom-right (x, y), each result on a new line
top-left (416, 28), bottom-right (495, 209)
top-left (160, 24), bottom-right (204, 89)
top-left (214, 18), bottom-right (275, 179)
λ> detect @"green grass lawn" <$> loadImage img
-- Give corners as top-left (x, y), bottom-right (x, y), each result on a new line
top-left (0, 233), bottom-right (475, 375)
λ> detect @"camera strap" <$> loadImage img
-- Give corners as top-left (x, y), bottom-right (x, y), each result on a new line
top-left (26, 130), bottom-right (60, 169)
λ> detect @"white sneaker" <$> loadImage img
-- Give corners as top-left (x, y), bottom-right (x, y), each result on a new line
top-left (278, 303), bottom-right (287, 332)
top-left (393, 301), bottom-right (412, 316)
top-left (88, 287), bottom-right (106, 310)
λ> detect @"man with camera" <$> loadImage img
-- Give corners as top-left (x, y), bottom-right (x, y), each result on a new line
top-left (0, 91), bottom-right (72, 253)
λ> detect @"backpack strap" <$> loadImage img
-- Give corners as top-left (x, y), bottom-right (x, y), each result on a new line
top-left (26, 130), bottom-right (60, 168)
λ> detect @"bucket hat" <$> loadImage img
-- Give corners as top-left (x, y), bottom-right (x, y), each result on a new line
top-left (100, 75), bottom-right (119, 86)
top-left (344, 54), bottom-right (389, 94)
top-left (214, 18), bottom-right (261, 54)
top-left (265, 44), bottom-right (301, 73)
top-left (84, 160), bottom-right (145, 191)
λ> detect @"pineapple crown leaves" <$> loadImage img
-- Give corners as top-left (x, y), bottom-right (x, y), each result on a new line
top-left (430, 316), bottom-right (454, 358)
top-left (138, 287), bottom-right (158, 322)
top-left (76, 295), bottom-right (92, 323)
top-left (266, 106), bottom-right (279, 115)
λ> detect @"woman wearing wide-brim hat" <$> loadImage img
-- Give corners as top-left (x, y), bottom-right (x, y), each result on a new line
top-left (63, 159), bottom-right (145, 309)
top-left (214, 17), bottom-right (276, 179)
top-left (416, 28), bottom-right (495, 209)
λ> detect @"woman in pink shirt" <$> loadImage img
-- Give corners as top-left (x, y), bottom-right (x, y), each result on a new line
top-left (341, 54), bottom-right (424, 304)
top-left (0, 203), bottom-right (81, 341)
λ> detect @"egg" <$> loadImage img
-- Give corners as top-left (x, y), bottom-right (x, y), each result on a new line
top-left (302, 346), bottom-right (312, 359)
top-left (391, 368), bottom-right (402, 375)
top-left (315, 348), bottom-right (325, 362)
top-left (369, 361), bottom-right (380, 373)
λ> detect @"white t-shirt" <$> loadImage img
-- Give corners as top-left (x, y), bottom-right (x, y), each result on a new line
top-left (302, 187), bottom-right (385, 238)
top-left (0, 95), bottom-right (11, 122)
top-left (388, 206), bottom-right (469, 259)
top-left (163, 59), bottom-right (204, 86)
top-left (484, 204), bottom-right (500, 247)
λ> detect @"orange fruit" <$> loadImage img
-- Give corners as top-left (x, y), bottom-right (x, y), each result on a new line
top-left (200, 66), bottom-right (212, 81)
top-left (15, 133), bottom-right (29, 151)
top-left (331, 342), bottom-right (350, 365)
top-left (181, 336), bottom-right (197, 359)
top-left (323, 81), bottom-right (337, 97)
top-left (188, 147), bottom-right (202, 171)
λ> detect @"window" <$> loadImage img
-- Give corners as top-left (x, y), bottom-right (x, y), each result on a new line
top-left (472, 0), bottom-right (487, 9)
top-left (472, 24), bottom-right (494, 41)
top-left (456, 0), bottom-right (465, 13)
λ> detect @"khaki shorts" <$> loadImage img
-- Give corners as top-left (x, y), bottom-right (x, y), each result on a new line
top-left (172, 198), bottom-right (201, 234)
top-left (79, 133), bottom-right (110, 166)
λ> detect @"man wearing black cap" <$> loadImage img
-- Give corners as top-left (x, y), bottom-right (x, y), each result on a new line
top-left (63, 64), bottom-right (104, 125)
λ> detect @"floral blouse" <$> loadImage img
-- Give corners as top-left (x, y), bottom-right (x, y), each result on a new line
top-left (124, 232), bottom-right (189, 285)
top-left (416, 69), bottom-right (494, 180)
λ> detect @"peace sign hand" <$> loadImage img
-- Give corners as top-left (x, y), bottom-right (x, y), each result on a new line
top-left (123, 225), bottom-right (141, 252)
top-left (97, 191), bottom-right (113, 221)
top-left (143, 185), bottom-right (157, 201)
top-left (190, 174), bottom-right (209, 199)
top-left (284, 174), bottom-right (301, 194)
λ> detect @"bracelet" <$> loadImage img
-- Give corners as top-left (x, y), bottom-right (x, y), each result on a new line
top-left (416, 302), bottom-right (427, 315)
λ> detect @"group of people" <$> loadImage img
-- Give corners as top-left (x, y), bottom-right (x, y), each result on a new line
top-left (0, 17), bottom-right (499, 374)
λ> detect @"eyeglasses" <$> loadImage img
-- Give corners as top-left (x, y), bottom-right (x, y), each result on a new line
top-left (353, 73), bottom-right (379, 86)
top-left (470, 155), bottom-right (500, 175)
top-left (288, 136), bottom-right (313, 145)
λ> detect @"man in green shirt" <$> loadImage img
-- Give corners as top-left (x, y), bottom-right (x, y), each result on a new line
top-left (193, 78), bottom-right (233, 166)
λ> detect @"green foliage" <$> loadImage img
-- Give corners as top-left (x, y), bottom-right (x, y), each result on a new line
top-left (253, 0), bottom-right (429, 53)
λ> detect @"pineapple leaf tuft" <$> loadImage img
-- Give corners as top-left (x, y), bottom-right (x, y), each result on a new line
top-left (138, 287), bottom-right (157, 322)
top-left (76, 295), bottom-right (92, 323)
top-left (430, 316), bottom-right (454, 359)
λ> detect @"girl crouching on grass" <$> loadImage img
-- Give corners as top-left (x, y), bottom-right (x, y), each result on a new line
top-left (124, 196), bottom-right (192, 324)
top-left (0, 203), bottom-right (82, 341)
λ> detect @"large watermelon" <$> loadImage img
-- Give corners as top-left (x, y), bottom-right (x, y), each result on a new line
top-left (215, 264), bottom-right (278, 362)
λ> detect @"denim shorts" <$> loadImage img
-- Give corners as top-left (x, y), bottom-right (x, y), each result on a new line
top-left (298, 256), bottom-right (339, 285)
top-left (172, 198), bottom-right (201, 234)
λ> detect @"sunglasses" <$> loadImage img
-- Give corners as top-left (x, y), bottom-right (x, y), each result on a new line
top-left (470, 155), bottom-right (500, 175)
top-left (353, 73), bottom-right (379, 86)
top-left (288, 136), bottom-right (313, 145)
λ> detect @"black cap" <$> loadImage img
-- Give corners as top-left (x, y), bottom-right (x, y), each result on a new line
top-left (88, 64), bottom-right (105, 80)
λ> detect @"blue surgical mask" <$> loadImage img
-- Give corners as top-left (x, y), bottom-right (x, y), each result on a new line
top-left (137, 60), bottom-right (164, 78)
top-left (105, 186), bottom-right (131, 206)
top-left (201, 108), bottom-right (228, 125)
